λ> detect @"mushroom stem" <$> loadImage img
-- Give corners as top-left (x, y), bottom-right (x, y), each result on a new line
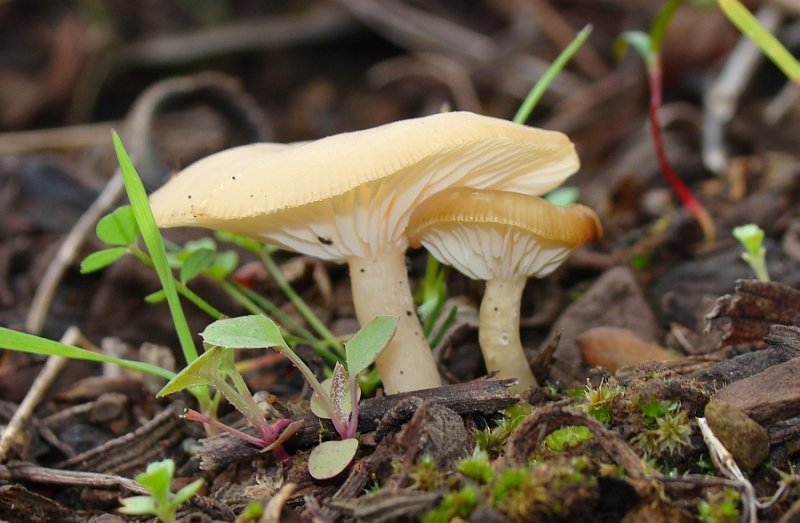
top-left (478, 277), bottom-right (538, 393)
top-left (349, 250), bottom-right (442, 394)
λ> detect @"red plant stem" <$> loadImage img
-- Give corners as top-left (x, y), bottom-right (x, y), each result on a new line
top-left (184, 408), bottom-right (292, 461)
top-left (648, 59), bottom-right (715, 241)
top-left (184, 408), bottom-right (265, 447)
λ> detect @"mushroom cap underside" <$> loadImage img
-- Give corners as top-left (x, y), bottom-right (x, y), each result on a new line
top-left (149, 111), bottom-right (579, 260)
top-left (407, 187), bottom-right (602, 280)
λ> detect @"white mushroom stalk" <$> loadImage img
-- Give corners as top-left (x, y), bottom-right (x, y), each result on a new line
top-left (148, 112), bottom-right (580, 394)
top-left (479, 276), bottom-right (535, 390)
top-left (408, 188), bottom-right (602, 394)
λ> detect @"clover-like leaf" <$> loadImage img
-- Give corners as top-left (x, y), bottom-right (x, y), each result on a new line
top-left (180, 247), bottom-right (215, 283)
top-left (80, 247), bottom-right (129, 274)
top-left (307, 438), bottom-right (359, 480)
top-left (201, 315), bottom-right (287, 350)
top-left (96, 205), bottom-right (139, 246)
top-left (345, 316), bottom-right (397, 378)
top-left (204, 251), bottom-right (238, 281)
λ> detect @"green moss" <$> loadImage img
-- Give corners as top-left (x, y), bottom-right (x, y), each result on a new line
top-left (421, 486), bottom-right (478, 523)
top-left (697, 487), bottom-right (740, 523)
top-left (457, 449), bottom-right (495, 484)
top-left (410, 455), bottom-right (446, 491)
top-left (544, 426), bottom-right (594, 452)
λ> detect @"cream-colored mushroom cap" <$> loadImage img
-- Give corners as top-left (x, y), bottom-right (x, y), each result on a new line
top-left (149, 111), bottom-right (579, 260)
top-left (407, 187), bottom-right (602, 280)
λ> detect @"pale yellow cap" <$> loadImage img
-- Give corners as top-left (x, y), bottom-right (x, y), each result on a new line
top-left (149, 112), bottom-right (579, 261)
top-left (407, 187), bottom-right (602, 280)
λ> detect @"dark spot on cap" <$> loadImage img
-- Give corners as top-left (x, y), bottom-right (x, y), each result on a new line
top-left (317, 236), bottom-right (333, 246)
top-left (232, 176), bottom-right (236, 180)
top-left (187, 195), bottom-right (192, 199)
top-left (406, 310), bottom-right (412, 316)
top-left (360, 268), bottom-right (365, 273)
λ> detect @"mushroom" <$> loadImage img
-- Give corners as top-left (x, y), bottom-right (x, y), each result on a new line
top-left (148, 111), bottom-right (579, 394)
top-left (407, 187), bottom-right (601, 393)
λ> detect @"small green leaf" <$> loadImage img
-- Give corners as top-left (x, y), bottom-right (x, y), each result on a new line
top-left (80, 247), bottom-right (129, 274)
top-left (183, 237), bottom-right (216, 253)
top-left (204, 251), bottom-right (238, 280)
top-left (173, 478), bottom-right (204, 506)
top-left (96, 205), bottom-right (139, 246)
top-left (307, 438), bottom-right (359, 480)
top-left (345, 316), bottom-right (397, 378)
top-left (145, 290), bottom-right (166, 303)
top-left (158, 346), bottom-right (229, 396)
top-left (119, 495), bottom-right (158, 516)
top-left (201, 315), bottom-right (288, 350)
top-left (615, 30), bottom-right (653, 64)
top-left (136, 459), bottom-right (174, 497)
top-left (732, 224), bottom-right (764, 255)
top-left (180, 247), bottom-right (215, 283)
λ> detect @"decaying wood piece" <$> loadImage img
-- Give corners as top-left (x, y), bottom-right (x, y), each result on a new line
top-left (713, 346), bottom-right (800, 424)
top-left (58, 401), bottom-right (185, 474)
top-left (328, 488), bottom-right (440, 523)
top-left (198, 379), bottom-right (515, 470)
top-left (705, 279), bottom-right (800, 349)
top-left (0, 484), bottom-right (74, 523)
top-left (689, 325), bottom-right (800, 387)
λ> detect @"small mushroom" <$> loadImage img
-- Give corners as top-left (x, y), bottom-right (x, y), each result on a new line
top-left (149, 111), bottom-right (579, 394)
top-left (407, 187), bottom-right (602, 393)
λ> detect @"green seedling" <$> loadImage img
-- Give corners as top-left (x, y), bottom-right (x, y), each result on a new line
top-left (616, 1), bottom-right (715, 242)
top-left (159, 345), bottom-right (301, 462)
top-left (307, 315), bottom-right (397, 478)
top-left (718, 0), bottom-right (800, 83)
top-left (159, 314), bottom-right (397, 479)
top-left (119, 459), bottom-right (203, 523)
top-left (732, 224), bottom-right (770, 281)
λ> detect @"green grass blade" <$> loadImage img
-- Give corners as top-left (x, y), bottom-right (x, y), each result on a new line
top-left (111, 132), bottom-right (198, 364)
top-left (719, 0), bottom-right (800, 81)
top-left (0, 327), bottom-right (175, 380)
top-left (513, 24), bottom-right (593, 124)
